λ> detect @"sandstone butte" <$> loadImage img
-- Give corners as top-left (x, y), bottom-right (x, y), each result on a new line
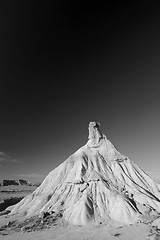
top-left (6, 122), bottom-right (160, 225)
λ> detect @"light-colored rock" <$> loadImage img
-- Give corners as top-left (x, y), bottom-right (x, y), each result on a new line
top-left (152, 218), bottom-right (160, 228)
top-left (6, 122), bottom-right (160, 225)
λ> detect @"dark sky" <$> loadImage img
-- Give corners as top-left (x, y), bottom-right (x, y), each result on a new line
top-left (0, 1), bottom-right (160, 182)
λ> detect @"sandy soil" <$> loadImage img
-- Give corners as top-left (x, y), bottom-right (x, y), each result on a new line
top-left (0, 214), bottom-right (151, 240)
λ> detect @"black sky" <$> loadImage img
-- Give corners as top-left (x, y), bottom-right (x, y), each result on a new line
top-left (0, 1), bottom-right (160, 181)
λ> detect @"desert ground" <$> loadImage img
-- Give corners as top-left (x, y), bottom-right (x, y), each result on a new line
top-left (0, 214), bottom-right (151, 240)
top-left (0, 206), bottom-right (159, 240)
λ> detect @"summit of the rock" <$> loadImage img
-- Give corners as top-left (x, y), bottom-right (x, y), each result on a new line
top-left (85, 121), bottom-right (124, 161)
top-left (87, 121), bottom-right (103, 147)
top-left (6, 122), bottom-right (160, 226)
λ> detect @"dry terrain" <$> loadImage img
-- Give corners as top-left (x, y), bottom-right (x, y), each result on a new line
top-left (0, 213), bottom-right (152, 240)
top-left (0, 203), bottom-right (160, 240)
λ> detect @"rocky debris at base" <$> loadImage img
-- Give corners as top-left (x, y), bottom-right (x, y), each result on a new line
top-left (143, 216), bottom-right (160, 240)
top-left (0, 212), bottom-right (63, 235)
top-left (147, 226), bottom-right (160, 240)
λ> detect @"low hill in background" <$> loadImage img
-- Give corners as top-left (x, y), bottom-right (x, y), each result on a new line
top-left (0, 179), bottom-right (41, 212)
top-left (0, 179), bottom-right (40, 187)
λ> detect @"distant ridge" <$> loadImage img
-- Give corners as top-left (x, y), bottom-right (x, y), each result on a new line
top-left (0, 179), bottom-right (40, 187)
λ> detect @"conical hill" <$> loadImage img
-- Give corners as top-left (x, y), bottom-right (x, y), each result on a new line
top-left (7, 122), bottom-right (160, 225)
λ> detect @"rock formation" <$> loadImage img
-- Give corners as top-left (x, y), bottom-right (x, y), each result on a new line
top-left (6, 122), bottom-right (160, 225)
top-left (0, 179), bottom-right (39, 187)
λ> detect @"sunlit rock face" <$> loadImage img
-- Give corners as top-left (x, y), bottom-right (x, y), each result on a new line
top-left (7, 122), bottom-right (160, 225)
